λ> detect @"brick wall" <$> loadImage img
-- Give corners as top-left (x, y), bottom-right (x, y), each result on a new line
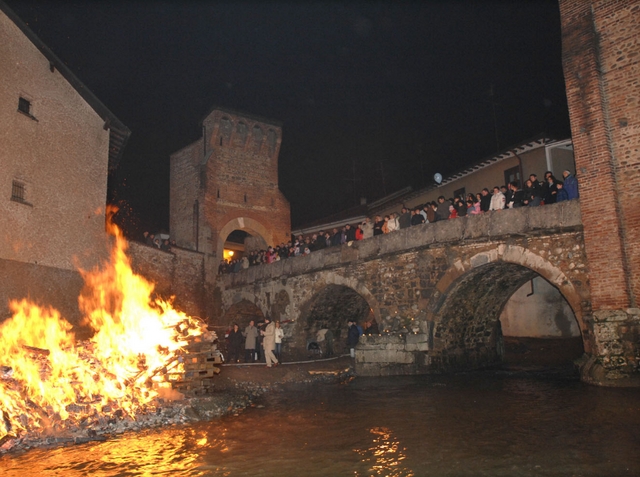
top-left (560, 0), bottom-right (640, 310)
top-left (169, 108), bottom-right (291, 288)
top-left (0, 9), bottom-right (110, 272)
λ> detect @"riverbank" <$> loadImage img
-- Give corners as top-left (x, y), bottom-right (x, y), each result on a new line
top-left (0, 356), bottom-right (355, 455)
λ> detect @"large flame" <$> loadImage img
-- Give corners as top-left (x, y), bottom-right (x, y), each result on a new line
top-left (0, 209), bottom-right (203, 445)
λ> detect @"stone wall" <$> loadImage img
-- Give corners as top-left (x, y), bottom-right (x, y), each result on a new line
top-left (126, 242), bottom-right (205, 320)
top-left (0, 258), bottom-right (88, 337)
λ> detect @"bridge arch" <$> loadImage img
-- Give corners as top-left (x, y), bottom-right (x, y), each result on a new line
top-left (428, 245), bottom-right (590, 370)
top-left (296, 283), bottom-right (375, 358)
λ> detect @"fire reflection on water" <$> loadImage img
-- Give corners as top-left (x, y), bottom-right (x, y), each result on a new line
top-left (354, 427), bottom-right (414, 477)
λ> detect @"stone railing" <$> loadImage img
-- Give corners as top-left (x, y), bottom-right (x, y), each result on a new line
top-left (220, 200), bottom-right (582, 287)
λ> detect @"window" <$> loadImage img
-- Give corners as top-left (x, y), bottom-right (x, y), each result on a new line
top-left (17, 97), bottom-right (36, 120)
top-left (18, 97), bottom-right (31, 114)
top-left (11, 180), bottom-right (31, 205)
top-left (453, 187), bottom-right (466, 199)
top-left (504, 166), bottom-right (521, 187)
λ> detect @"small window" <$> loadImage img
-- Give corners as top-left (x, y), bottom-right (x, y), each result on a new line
top-left (18, 97), bottom-right (31, 114)
top-left (504, 166), bottom-right (521, 188)
top-left (453, 187), bottom-right (466, 199)
top-left (17, 97), bottom-right (36, 120)
top-left (11, 180), bottom-right (30, 205)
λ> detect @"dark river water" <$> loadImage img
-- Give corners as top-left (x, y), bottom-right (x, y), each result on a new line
top-left (2, 370), bottom-right (639, 477)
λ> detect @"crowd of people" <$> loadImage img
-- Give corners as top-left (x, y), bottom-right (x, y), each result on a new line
top-left (219, 170), bottom-right (579, 274)
top-left (142, 231), bottom-right (176, 252)
top-left (223, 316), bottom-right (380, 365)
top-left (224, 318), bottom-right (284, 367)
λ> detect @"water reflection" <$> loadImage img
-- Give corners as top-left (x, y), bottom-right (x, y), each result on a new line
top-left (354, 427), bottom-right (414, 477)
top-left (2, 372), bottom-right (640, 477)
top-left (1, 427), bottom-right (217, 476)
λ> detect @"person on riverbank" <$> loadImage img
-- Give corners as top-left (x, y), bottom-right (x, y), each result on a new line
top-left (227, 323), bottom-right (244, 363)
top-left (347, 320), bottom-right (360, 358)
top-left (262, 317), bottom-right (279, 368)
top-left (274, 320), bottom-right (284, 362)
top-left (243, 320), bottom-right (259, 363)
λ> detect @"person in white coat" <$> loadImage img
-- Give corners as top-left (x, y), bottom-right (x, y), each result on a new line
top-left (274, 321), bottom-right (284, 361)
top-left (262, 317), bottom-right (279, 368)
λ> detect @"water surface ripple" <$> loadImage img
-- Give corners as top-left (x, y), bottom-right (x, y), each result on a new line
top-left (2, 371), bottom-right (639, 476)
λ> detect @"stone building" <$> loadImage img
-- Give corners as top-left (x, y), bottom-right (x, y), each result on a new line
top-left (169, 107), bottom-right (291, 292)
top-left (0, 2), bottom-right (130, 330)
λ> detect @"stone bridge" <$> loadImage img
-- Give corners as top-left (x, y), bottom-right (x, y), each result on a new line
top-left (214, 201), bottom-right (620, 379)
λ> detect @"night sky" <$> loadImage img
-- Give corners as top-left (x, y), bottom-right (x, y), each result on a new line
top-left (7, 0), bottom-right (571, 234)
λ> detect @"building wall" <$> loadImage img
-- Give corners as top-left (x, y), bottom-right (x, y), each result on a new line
top-left (169, 139), bottom-right (203, 251)
top-left (500, 276), bottom-right (580, 338)
top-left (560, 1), bottom-right (640, 310)
top-left (374, 142), bottom-right (574, 218)
top-left (170, 108), bottom-right (291, 293)
top-left (202, 109), bottom-right (291, 258)
top-left (559, 0), bottom-right (640, 383)
top-left (0, 9), bottom-right (110, 272)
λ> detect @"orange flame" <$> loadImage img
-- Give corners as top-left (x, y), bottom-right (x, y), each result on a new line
top-left (0, 208), bottom-right (203, 444)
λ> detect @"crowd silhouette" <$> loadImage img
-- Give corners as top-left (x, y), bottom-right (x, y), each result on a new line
top-left (219, 170), bottom-right (579, 274)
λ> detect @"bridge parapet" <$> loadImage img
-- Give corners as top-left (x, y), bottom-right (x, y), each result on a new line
top-left (219, 200), bottom-right (582, 288)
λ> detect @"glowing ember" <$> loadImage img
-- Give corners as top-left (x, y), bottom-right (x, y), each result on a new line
top-left (0, 208), bottom-right (204, 447)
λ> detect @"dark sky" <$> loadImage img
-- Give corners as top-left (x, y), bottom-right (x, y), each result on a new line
top-left (7, 0), bottom-right (570, 233)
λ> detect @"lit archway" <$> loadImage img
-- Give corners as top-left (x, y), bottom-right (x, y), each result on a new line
top-left (217, 217), bottom-right (272, 264)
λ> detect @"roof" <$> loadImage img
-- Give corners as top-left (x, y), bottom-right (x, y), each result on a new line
top-left (367, 135), bottom-right (558, 214)
top-left (1, 1), bottom-right (131, 171)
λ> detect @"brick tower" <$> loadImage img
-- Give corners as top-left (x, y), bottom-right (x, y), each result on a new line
top-left (559, 1), bottom-right (640, 385)
top-left (170, 107), bottom-right (291, 291)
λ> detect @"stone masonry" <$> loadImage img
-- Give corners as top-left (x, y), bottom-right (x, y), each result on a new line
top-left (213, 201), bottom-right (619, 381)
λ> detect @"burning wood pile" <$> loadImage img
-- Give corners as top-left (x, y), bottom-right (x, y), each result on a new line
top-left (168, 331), bottom-right (224, 396)
top-left (0, 211), bottom-right (221, 453)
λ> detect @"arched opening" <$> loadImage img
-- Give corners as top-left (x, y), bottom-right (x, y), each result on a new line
top-left (432, 261), bottom-right (584, 372)
top-left (217, 217), bottom-right (272, 272)
top-left (297, 284), bottom-right (373, 359)
top-left (500, 276), bottom-right (582, 368)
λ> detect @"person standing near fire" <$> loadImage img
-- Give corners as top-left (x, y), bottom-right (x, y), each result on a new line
top-left (243, 320), bottom-right (259, 363)
top-left (262, 317), bottom-right (279, 368)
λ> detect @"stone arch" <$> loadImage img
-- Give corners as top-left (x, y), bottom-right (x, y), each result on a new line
top-left (216, 216), bottom-right (272, 265)
top-left (221, 298), bottom-right (266, 329)
top-left (292, 278), bottom-right (379, 357)
top-left (428, 245), bottom-right (590, 370)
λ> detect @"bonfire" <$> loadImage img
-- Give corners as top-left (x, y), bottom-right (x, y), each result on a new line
top-left (0, 209), bottom-right (206, 450)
